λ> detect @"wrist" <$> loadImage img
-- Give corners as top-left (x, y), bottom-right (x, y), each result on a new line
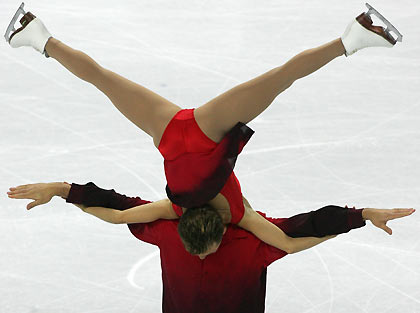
top-left (50, 182), bottom-right (71, 199)
top-left (362, 208), bottom-right (371, 221)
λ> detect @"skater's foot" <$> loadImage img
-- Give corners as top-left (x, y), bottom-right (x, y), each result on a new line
top-left (341, 3), bottom-right (402, 56)
top-left (356, 13), bottom-right (396, 45)
top-left (9, 11), bottom-right (37, 43)
top-left (5, 3), bottom-right (52, 57)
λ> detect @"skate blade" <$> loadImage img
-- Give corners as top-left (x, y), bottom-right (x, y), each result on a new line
top-left (365, 3), bottom-right (403, 42)
top-left (4, 2), bottom-right (26, 43)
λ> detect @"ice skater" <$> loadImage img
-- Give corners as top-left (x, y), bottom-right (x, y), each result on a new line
top-left (5, 3), bottom-right (404, 255)
top-left (6, 180), bottom-right (416, 313)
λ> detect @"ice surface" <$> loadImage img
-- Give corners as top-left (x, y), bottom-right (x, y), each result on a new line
top-left (1, 0), bottom-right (419, 312)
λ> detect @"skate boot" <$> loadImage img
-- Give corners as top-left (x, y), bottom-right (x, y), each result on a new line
top-left (4, 2), bottom-right (52, 58)
top-left (341, 3), bottom-right (403, 56)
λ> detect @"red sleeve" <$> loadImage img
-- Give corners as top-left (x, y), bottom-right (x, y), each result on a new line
top-left (66, 182), bottom-right (165, 246)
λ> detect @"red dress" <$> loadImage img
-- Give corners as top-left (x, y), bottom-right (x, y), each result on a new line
top-left (158, 109), bottom-right (254, 224)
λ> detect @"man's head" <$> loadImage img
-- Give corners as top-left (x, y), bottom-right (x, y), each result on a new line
top-left (178, 205), bottom-right (226, 259)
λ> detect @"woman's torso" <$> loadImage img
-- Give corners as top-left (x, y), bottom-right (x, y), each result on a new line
top-left (158, 108), bottom-right (253, 223)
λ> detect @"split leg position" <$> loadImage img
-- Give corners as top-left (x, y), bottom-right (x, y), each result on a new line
top-left (5, 3), bottom-right (402, 146)
top-left (19, 27), bottom-right (345, 146)
top-left (5, 3), bottom-right (403, 251)
top-left (44, 37), bottom-right (344, 145)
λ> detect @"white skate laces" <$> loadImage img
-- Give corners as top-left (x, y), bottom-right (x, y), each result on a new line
top-left (4, 2), bottom-right (52, 58)
top-left (341, 3), bottom-right (403, 56)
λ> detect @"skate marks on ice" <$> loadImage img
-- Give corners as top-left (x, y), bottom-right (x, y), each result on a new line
top-left (126, 250), bottom-right (160, 290)
top-left (0, 88), bottom-right (163, 199)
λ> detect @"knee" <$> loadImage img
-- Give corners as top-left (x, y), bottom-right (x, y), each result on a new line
top-left (89, 64), bottom-right (107, 88)
top-left (273, 66), bottom-right (295, 91)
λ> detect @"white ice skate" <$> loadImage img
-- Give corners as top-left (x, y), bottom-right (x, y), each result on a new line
top-left (4, 2), bottom-right (52, 58)
top-left (341, 3), bottom-right (403, 56)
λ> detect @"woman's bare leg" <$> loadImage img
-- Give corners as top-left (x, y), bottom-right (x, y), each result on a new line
top-left (195, 38), bottom-right (346, 142)
top-left (45, 38), bottom-right (181, 148)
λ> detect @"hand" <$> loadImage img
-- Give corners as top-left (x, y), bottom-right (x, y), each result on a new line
top-left (7, 183), bottom-right (56, 210)
top-left (364, 208), bottom-right (416, 235)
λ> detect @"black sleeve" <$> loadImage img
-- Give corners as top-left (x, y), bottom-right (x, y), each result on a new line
top-left (65, 182), bottom-right (152, 210)
top-left (277, 205), bottom-right (366, 238)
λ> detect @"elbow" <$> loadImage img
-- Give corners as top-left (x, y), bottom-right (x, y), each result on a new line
top-left (285, 240), bottom-right (295, 254)
top-left (286, 246), bottom-right (295, 254)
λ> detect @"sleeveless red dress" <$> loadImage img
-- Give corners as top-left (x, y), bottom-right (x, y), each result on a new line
top-left (158, 109), bottom-right (254, 224)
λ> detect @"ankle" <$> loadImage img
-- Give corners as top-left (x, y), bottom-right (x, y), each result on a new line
top-left (336, 38), bottom-right (346, 56)
top-left (45, 37), bottom-right (58, 57)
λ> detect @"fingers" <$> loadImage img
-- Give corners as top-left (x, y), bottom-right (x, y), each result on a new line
top-left (9, 184), bottom-right (29, 191)
top-left (392, 208), bottom-right (415, 212)
top-left (7, 192), bottom-right (28, 199)
top-left (7, 189), bottom-right (30, 199)
top-left (7, 184), bottom-right (36, 198)
top-left (8, 187), bottom-right (25, 193)
top-left (389, 208), bottom-right (416, 220)
top-left (7, 184), bottom-right (45, 210)
top-left (8, 185), bottom-right (28, 195)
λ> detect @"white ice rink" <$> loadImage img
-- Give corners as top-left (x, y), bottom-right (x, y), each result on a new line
top-left (1, 0), bottom-right (420, 312)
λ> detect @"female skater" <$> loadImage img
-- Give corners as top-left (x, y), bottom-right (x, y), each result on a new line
top-left (5, 3), bottom-right (402, 255)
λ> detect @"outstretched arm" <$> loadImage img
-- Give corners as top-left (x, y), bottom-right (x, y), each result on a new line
top-left (260, 205), bottom-right (416, 266)
top-left (238, 197), bottom-right (335, 254)
top-left (238, 198), bottom-right (415, 254)
top-left (7, 182), bottom-right (178, 224)
top-left (79, 199), bottom-right (177, 224)
top-left (238, 207), bottom-right (335, 254)
top-left (7, 182), bottom-right (119, 223)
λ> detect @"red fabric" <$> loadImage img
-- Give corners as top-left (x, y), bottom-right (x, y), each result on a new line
top-left (170, 172), bottom-right (245, 224)
top-left (66, 182), bottom-right (366, 313)
top-left (127, 212), bottom-right (288, 313)
top-left (158, 109), bottom-right (254, 224)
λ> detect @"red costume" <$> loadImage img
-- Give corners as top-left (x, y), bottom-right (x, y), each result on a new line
top-left (66, 182), bottom-right (366, 313)
top-left (157, 109), bottom-right (254, 223)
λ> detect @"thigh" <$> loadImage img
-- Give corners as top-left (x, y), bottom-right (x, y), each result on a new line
top-left (95, 67), bottom-right (182, 147)
top-left (195, 66), bottom-right (292, 142)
